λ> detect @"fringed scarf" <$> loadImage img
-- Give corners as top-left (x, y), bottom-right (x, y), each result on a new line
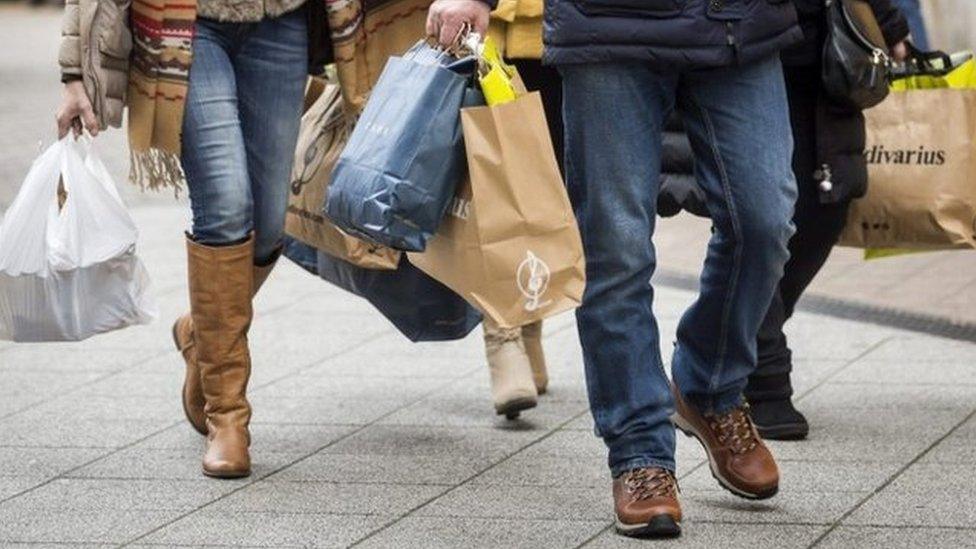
top-left (127, 0), bottom-right (198, 192)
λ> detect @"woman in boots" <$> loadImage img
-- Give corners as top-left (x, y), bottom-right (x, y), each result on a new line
top-left (481, 0), bottom-right (561, 420)
top-left (57, 0), bottom-right (316, 477)
top-left (657, 0), bottom-right (909, 440)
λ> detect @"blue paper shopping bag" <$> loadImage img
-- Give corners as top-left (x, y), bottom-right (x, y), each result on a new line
top-left (325, 41), bottom-right (481, 252)
top-left (283, 238), bottom-right (481, 342)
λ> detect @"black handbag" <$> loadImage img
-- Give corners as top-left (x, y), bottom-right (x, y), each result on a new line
top-left (821, 0), bottom-right (891, 110)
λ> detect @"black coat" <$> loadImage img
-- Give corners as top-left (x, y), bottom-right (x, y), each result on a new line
top-left (543, 0), bottom-right (803, 68)
top-left (658, 0), bottom-right (910, 215)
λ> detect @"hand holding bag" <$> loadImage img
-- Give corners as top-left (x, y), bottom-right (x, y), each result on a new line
top-left (325, 40), bottom-right (479, 252)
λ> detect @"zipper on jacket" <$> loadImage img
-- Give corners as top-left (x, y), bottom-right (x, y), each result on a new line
top-left (725, 22), bottom-right (740, 60)
top-left (816, 163), bottom-right (834, 193)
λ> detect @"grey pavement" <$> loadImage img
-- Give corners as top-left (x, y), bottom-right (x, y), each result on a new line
top-left (2, 5), bottom-right (976, 549)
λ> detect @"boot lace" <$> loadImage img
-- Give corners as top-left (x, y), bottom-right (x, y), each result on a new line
top-left (623, 468), bottom-right (678, 500)
top-left (707, 404), bottom-right (759, 454)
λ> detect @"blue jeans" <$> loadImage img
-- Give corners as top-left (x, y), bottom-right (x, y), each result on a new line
top-left (560, 57), bottom-right (797, 476)
top-left (181, 9), bottom-right (308, 264)
top-left (891, 0), bottom-right (929, 50)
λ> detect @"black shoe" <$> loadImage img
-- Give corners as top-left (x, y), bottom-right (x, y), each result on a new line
top-left (749, 398), bottom-right (809, 441)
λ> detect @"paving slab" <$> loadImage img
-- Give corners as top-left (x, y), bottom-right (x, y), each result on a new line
top-left (845, 462), bottom-right (976, 528)
top-left (211, 480), bottom-right (448, 516)
top-left (584, 523), bottom-right (827, 549)
top-left (355, 516), bottom-right (608, 549)
top-left (815, 526), bottom-right (976, 549)
top-left (138, 510), bottom-right (391, 548)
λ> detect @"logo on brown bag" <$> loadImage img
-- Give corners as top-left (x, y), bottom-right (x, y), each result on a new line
top-left (517, 251), bottom-right (552, 312)
top-left (865, 145), bottom-right (947, 166)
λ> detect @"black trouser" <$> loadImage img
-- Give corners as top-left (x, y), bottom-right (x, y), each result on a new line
top-left (511, 59), bottom-right (564, 175)
top-left (745, 65), bottom-right (851, 403)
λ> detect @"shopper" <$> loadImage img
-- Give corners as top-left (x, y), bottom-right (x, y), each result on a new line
top-left (480, 0), bottom-right (560, 420)
top-left (429, 0), bottom-right (802, 538)
top-left (57, 0), bottom-right (314, 478)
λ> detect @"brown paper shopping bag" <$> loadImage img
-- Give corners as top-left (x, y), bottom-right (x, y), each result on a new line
top-left (839, 87), bottom-right (976, 250)
top-left (285, 79), bottom-right (401, 270)
top-left (408, 92), bottom-right (586, 328)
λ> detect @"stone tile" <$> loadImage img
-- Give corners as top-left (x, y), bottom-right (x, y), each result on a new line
top-left (834, 358), bottom-right (976, 385)
top-left (0, 447), bottom-right (107, 478)
top-left (679, 489), bottom-right (867, 525)
top-left (799, 382), bottom-right (976, 412)
top-left (846, 463), bottom-right (976, 528)
top-left (862, 337), bottom-right (976, 363)
top-left (356, 516), bottom-right (608, 549)
top-left (0, 417), bottom-right (176, 448)
top-left (766, 406), bottom-right (965, 463)
top-left (139, 423), bottom-right (354, 455)
top-left (68, 447), bottom-right (298, 481)
top-left (679, 459), bottom-right (900, 494)
top-left (321, 425), bottom-right (542, 461)
top-left (585, 523), bottom-right (826, 549)
top-left (0, 477), bottom-right (45, 501)
top-left (1, 478), bottom-right (235, 512)
top-left (212, 481), bottom-right (448, 515)
top-left (0, 347), bottom-right (162, 373)
top-left (254, 374), bottom-right (440, 400)
top-left (246, 394), bottom-right (410, 426)
top-left (0, 370), bottom-right (106, 397)
top-left (416, 484), bottom-right (611, 521)
top-left (921, 415), bottom-right (976, 464)
top-left (0, 507), bottom-right (183, 544)
top-left (140, 510), bottom-right (390, 548)
top-left (818, 526), bottom-right (976, 549)
top-left (270, 453), bottom-right (490, 486)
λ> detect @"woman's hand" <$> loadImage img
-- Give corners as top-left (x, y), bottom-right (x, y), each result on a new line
top-left (891, 40), bottom-right (909, 62)
top-left (426, 0), bottom-right (490, 48)
top-left (56, 80), bottom-right (98, 139)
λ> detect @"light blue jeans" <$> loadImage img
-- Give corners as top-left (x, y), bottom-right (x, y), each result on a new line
top-left (560, 56), bottom-right (797, 476)
top-left (181, 8), bottom-right (308, 264)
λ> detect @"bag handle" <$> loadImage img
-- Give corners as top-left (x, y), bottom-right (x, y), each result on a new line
top-left (893, 41), bottom-right (956, 78)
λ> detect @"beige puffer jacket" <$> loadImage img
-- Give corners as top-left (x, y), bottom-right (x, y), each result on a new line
top-left (59, 0), bottom-right (131, 130)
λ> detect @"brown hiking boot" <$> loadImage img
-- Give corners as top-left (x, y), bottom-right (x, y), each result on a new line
top-left (613, 467), bottom-right (682, 538)
top-left (672, 384), bottom-right (779, 499)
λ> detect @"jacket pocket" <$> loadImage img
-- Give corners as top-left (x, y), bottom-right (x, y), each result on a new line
top-left (96, 1), bottom-right (132, 100)
top-left (574, 0), bottom-right (683, 18)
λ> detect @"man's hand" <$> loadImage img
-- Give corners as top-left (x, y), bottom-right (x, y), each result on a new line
top-left (56, 80), bottom-right (98, 139)
top-left (426, 0), bottom-right (490, 48)
top-left (891, 40), bottom-right (909, 63)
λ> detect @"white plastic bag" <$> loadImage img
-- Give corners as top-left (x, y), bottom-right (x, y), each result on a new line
top-left (0, 137), bottom-right (158, 342)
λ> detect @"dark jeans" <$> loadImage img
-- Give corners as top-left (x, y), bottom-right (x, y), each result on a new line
top-left (746, 66), bottom-right (851, 403)
top-left (561, 57), bottom-right (796, 475)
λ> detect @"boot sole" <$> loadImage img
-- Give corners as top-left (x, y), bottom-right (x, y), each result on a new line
top-left (616, 514), bottom-right (681, 538)
top-left (202, 468), bottom-right (251, 479)
top-left (673, 415), bottom-right (778, 501)
top-left (756, 421), bottom-right (809, 441)
top-left (496, 397), bottom-right (538, 420)
top-left (173, 322), bottom-right (208, 436)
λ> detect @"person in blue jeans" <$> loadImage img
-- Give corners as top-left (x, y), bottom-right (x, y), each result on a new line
top-left (892, 0), bottom-right (930, 50)
top-left (428, 0), bottom-right (802, 539)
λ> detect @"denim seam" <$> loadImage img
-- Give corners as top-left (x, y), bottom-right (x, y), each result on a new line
top-left (687, 91), bottom-right (743, 413)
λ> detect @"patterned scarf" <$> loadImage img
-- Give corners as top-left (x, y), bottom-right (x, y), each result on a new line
top-left (127, 0), bottom-right (198, 192)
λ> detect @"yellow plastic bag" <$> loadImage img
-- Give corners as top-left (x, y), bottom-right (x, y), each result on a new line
top-left (477, 36), bottom-right (520, 106)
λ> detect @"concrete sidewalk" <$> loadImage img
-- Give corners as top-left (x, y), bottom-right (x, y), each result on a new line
top-left (1, 6), bottom-right (975, 548)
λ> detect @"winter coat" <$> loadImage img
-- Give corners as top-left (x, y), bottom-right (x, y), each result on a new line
top-left (490, 0), bottom-right (546, 59)
top-left (658, 0), bottom-right (910, 213)
top-left (542, 0), bottom-right (803, 68)
top-left (59, 0), bottom-right (131, 130)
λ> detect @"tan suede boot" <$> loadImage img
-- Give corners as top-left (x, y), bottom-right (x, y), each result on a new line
top-left (521, 321), bottom-right (549, 395)
top-left (185, 235), bottom-right (255, 478)
top-left (483, 318), bottom-right (538, 419)
top-left (174, 248), bottom-right (280, 435)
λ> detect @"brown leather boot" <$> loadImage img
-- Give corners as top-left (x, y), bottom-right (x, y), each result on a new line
top-left (173, 248), bottom-right (280, 436)
top-left (186, 235), bottom-right (255, 479)
top-left (671, 384), bottom-right (779, 500)
top-left (483, 318), bottom-right (538, 419)
top-left (521, 321), bottom-right (548, 395)
top-left (613, 467), bottom-right (682, 538)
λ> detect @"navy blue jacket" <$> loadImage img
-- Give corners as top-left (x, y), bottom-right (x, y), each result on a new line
top-left (542, 0), bottom-right (803, 68)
